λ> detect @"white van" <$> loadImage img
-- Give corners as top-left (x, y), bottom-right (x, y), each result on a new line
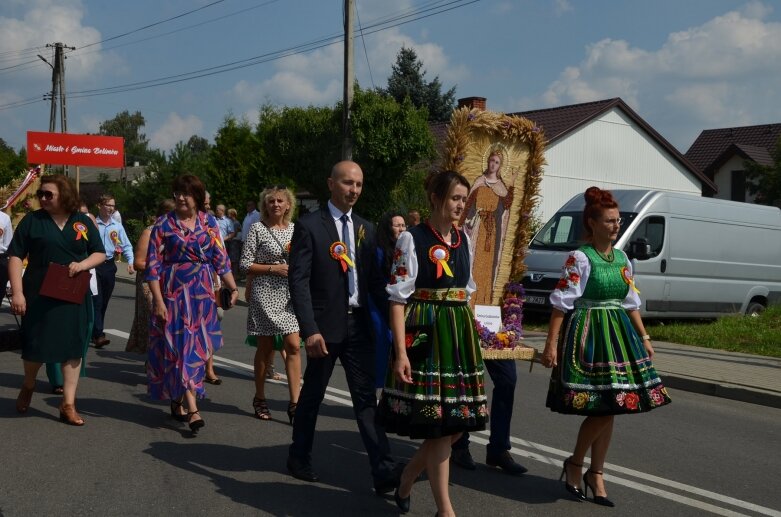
top-left (521, 190), bottom-right (781, 318)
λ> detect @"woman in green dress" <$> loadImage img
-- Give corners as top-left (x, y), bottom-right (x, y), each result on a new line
top-left (541, 187), bottom-right (671, 506)
top-left (9, 175), bottom-right (106, 426)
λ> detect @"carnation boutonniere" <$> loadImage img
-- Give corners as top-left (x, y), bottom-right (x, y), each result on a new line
top-left (357, 224), bottom-right (366, 248)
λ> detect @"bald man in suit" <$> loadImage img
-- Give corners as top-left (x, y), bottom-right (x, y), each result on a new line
top-left (286, 161), bottom-right (399, 494)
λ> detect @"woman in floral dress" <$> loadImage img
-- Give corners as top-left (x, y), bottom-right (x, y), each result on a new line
top-left (145, 175), bottom-right (239, 433)
top-left (541, 186), bottom-right (671, 507)
top-left (377, 170), bottom-right (487, 517)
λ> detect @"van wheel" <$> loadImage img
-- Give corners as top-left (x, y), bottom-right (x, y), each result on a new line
top-left (745, 301), bottom-right (765, 317)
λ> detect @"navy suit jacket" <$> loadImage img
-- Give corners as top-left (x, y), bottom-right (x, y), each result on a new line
top-left (289, 207), bottom-right (386, 344)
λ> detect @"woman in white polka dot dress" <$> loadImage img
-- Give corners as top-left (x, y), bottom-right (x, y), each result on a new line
top-left (240, 186), bottom-right (301, 424)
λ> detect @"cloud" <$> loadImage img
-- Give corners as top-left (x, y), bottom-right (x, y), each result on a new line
top-left (0, 0), bottom-right (104, 82)
top-left (553, 0), bottom-right (574, 16)
top-left (150, 113), bottom-right (204, 152)
top-left (538, 2), bottom-right (781, 148)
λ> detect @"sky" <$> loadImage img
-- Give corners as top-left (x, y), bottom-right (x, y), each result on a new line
top-left (1, 0), bottom-right (780, 158)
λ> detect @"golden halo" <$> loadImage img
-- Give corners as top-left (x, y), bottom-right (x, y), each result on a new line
top-left (482, 142), bottom-right (512, 176)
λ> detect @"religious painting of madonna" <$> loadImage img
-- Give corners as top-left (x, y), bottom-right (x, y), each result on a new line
top-left (441, 108), bottom-right (546, 307)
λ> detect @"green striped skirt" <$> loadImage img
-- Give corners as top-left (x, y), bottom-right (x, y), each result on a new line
top-left (377, 288), bottom-right (488, 439)
top-left (546, 299), bottom-right (671, 415)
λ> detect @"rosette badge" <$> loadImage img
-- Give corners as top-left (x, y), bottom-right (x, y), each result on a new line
top-left (428, 244), bottom-right (453, 279)
top-left (621, 266), bottom-right (640, 294)
top-left (329, 241), bottom-right (354, 272)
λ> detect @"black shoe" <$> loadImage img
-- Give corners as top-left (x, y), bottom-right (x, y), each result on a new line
top-left (486, 451), bottom-right (528, 476)
top-left (450, 448), bottom-right (476, 470)
top-left (188, 410), bottom-right (205, 434)
top-left (584, 469), bottom-right (615, 507)
top-left (559, 457), bottom-right (586, 501)
top-left (373, 467), bottom-right (401, 495)
top-left (287, 456), bottom-right (319, 483)
top-left (394, 487), bottom-right (411, 513)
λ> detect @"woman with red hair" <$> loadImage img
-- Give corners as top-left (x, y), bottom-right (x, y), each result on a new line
top-left (541, 186), bottom-right (670, 507)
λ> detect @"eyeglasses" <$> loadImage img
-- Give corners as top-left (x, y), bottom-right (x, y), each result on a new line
top-left (602, 217), bottom-right (623, 226)
top-left (102, 203), bottom-right (116, 208)
top-left (392, 223), bottom-right (407, 229)
top-left (173, 191), bottom-right (193, 199)
top-left (36, 189), bottom-right (55, 200)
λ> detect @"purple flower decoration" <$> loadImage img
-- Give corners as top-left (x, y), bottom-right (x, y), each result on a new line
top-left (502, 121), bottom-right (511, 128)
top-left (532, 126), bottom-right (541, 133)
top-left (456, 154), bottom-right (465, 162)
top-left (475, 282), bottom-right (526, 348)
top-left (468, 113), bottom-right (476, 121)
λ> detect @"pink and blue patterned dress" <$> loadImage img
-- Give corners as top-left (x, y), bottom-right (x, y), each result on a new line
top-left (145, 211), bottom-right (230, 400)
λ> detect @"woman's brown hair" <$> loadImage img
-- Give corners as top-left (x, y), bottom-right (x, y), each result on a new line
top-left (40, 174), bottom-right (80, 213)
top-left (425, 170), bottom-right (470, 212)
top-left (172, 174), bottom-right (206, 212)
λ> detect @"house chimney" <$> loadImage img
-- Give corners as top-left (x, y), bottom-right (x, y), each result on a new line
top-left (457, 97), bottom-right (486, 111)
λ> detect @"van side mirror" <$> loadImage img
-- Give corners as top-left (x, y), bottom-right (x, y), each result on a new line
top-left (629, 238), bottom-right (651, 260)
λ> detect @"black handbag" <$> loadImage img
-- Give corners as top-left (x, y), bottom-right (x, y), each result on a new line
top-left (217, 287), bottom-right (234, 310)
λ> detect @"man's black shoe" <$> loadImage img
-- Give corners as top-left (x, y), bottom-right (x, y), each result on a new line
top-left (287, 456), bottom-right (319, 482)
top-left (374, 463), bottom-right (402, 495)
top-left (450, 448), bottom-right (477, 470)
top-left (486, 451), bottom-right (528, 476)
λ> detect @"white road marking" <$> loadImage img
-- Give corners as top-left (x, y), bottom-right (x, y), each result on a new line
top-left (101, 332), bottom-right (780, 517)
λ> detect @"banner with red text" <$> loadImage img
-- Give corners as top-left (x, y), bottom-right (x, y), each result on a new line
top-left (27, 131), bottom-right (124, 168)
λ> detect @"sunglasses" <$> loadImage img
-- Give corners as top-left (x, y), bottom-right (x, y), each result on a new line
top-left (173, 191), bottom-right (193, 199)
top-left (36, 189), bottom-right (55, 200)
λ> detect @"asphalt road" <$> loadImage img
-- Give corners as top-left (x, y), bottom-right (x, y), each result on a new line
top-left (0, 281), bottom-right (779, 516)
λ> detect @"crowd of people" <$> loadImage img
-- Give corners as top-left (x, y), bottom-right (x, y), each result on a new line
top-left (6, 161), bottom-right (671, 516)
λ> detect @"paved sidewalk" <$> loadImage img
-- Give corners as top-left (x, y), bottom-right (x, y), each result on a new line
top-left (521, 332), bottom-right (781, 410)
top-left (117, 269), bottom-right (781, 409)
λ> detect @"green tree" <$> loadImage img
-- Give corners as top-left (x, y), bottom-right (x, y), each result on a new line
top-left (209, 115), bottom-right (261, 213)
top-left (0, 138), bottom-right (27, 186)
top-left (257, 88), bottom-right (435, 221)
top-left (384, 46), bottom-right (456, 122)
top-left (746, 136), bottom-right (781, 206)
top-left (99, 110), bottom-right (155, 166)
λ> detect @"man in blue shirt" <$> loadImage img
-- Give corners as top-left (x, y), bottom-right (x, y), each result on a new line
top-left (215, 204), bottom-right (236, 242)
top-left (92, 194), bottom-right (134, 348)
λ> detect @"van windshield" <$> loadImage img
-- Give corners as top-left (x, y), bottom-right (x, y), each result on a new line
top-left (530, 211), bottom-right (637, 251)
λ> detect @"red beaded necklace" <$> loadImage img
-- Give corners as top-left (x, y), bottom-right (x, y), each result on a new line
top-left (426, 221), bottom-right (462, 249)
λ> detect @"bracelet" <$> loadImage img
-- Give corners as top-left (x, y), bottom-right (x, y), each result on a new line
top-left (641, 334), bottom-right (651, 341)
top-left (267, 265), bottom-right (272, 273)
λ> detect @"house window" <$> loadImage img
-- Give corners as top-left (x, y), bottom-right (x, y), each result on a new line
top-left (731, 170), bottom-right (746, 202)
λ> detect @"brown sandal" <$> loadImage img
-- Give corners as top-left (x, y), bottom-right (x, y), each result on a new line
top-left (252, 397), bottom-right (271, 420)
top-left (59, 403), bottom-right (85, 426)
top-left (16, 384), bottom-right (35, 414)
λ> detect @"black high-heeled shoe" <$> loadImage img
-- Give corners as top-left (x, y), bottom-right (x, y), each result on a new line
top-left (393, 487), bottom-right (410, 513)
top-left (188, 410), bottom-right (205, 433)
top-left (559, 457), bottom-right (586, 501)
top-left (170, 399), bottom-right (189, 422)
top-left (584, 469), bottom-right (615, 507)
top-left (287, 402), bottom-right (297, 425)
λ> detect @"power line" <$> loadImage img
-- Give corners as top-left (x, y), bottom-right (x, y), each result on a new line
top-left (0, 1), bottom-right (480, 108)
top-left (355, 0), bottom-right (376, 90)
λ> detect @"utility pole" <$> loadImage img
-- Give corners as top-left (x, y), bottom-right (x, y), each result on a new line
top-left (38, 42), bottom-right (75, 175)
top-left (341, 0), bottom-right (354, 160)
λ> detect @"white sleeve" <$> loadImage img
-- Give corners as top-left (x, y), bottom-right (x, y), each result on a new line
top-left (385, 231), bottom-right (417, 304)
top-left (620, 252), bottom-right (642, 310)
top-left (549, 251), bottom-right (590, 312)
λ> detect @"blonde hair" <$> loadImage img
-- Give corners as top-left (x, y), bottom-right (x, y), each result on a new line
top-left (259, 187), bottom-right (296, 224)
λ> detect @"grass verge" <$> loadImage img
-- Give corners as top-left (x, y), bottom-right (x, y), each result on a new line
top-left (522, 306), bottom-right (781, 358)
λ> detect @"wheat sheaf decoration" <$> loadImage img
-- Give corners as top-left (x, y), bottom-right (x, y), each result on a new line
top-left (443, 107), bottom-right (546, 305)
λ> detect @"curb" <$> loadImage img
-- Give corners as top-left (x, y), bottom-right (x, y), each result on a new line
top-left (660, 374), bottom-right (781, 410)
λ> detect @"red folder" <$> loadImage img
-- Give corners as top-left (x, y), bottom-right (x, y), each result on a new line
top-left (39, 263), bottom-right (91, 304)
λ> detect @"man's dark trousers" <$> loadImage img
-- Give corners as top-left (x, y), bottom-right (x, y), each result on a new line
top-left (453, 358), bottom-right (517, 456)
top-left (290, 308), bottom-right (394, 481)
top-left (92, 260), bottom-right (117, 339)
